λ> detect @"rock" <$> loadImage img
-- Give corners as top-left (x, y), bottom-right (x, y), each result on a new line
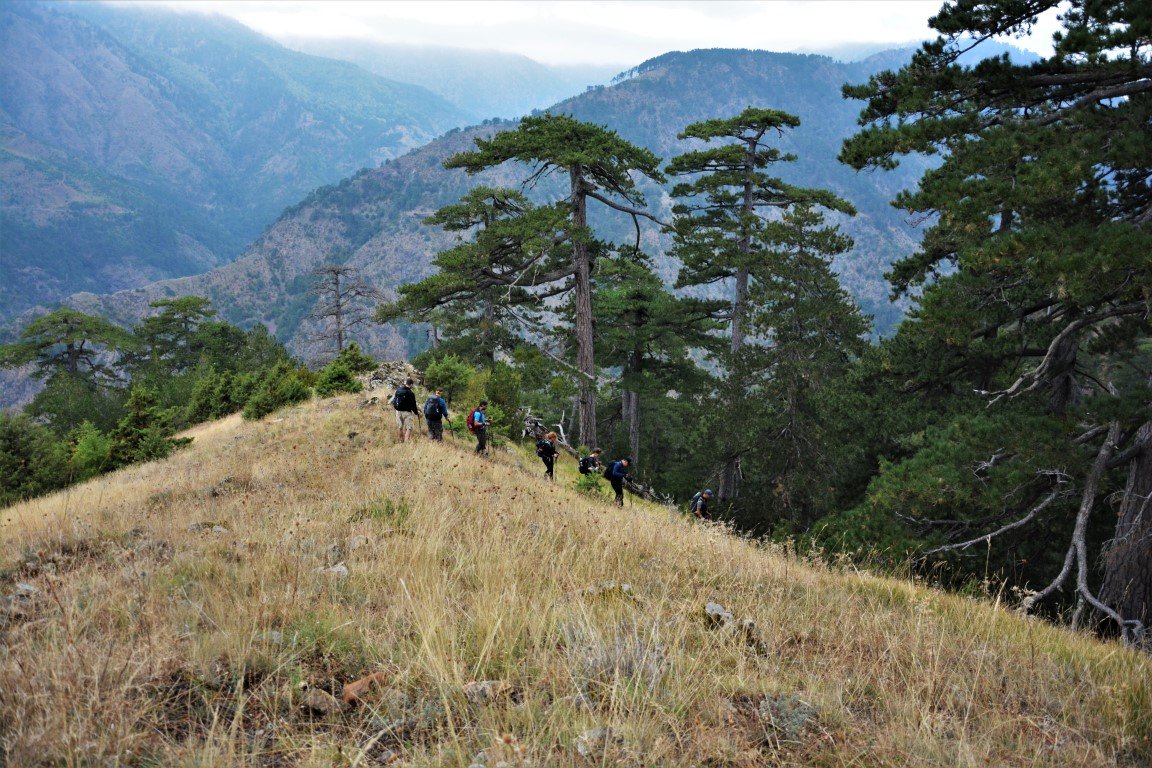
top-left (346, 534), bottom-right (371, 551)
top-left (342, 671), bottom-right (389, 705)
top-left (211, 526), bottom-right (229, 535)
top-left (15, 583), bottom-right (38, 596)
top-left (302, 687), bottom-right (347, 716)
top-left (463, 680), bottom-right (514, 705)
top-left (262, 630), bottom-right (285, 645)
top-left (361, 361), bottom-right (423, 393)
top-left (316, 562), bottom-right (350, 578)
top-left (574, 727), bottom-right (623, 759)
top-left (326, 540), bottom-right (346, 565)
top-left (704, 601), bottom-right (734, 628)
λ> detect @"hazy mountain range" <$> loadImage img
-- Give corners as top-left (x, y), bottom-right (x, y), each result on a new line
top-left (277, 37), bottom-right (622, 121)
top-left (0, 1), bottom-right (469, 321)
top-left (2, 1), bottom-right (1041, 404)
top-left (61, 46), bottom-right (938, 363)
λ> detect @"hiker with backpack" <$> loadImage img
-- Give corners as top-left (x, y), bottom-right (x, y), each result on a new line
top-left (536, 431), bottom-right (560, 480)
top-left (392, 378), bottom-right (421, 443)
top-left (604, 456), bottom-right (632, 506)
top-left (423, 388), bottom-right (450, 441)
top-left (578, 448), bottom-right (603, 476)
top-left (689, 488), bottom-right (714, 521)
top-left (467, 400), bottom-right (488, 455)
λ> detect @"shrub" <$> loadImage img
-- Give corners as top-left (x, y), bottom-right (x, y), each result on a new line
top-left (69, 421), bottom-right (114, 481)
top-left (243, 362), bottom-right (312, 420)
top-left (315, 360), bottom-right (363, 397)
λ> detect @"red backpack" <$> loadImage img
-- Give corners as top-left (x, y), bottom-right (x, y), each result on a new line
top-left (466, 409), bottom-right (478, 432)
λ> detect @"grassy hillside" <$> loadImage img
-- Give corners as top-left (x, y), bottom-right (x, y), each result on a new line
top-left (1, 397), bottom-right (1149, 766)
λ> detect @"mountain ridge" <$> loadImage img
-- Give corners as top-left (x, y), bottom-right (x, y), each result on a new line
top-left (1, 393), bottom-right (1146, 765)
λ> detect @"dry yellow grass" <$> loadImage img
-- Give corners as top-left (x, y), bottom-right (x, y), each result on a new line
top-left (1, 395), bottom-right (1149, 767)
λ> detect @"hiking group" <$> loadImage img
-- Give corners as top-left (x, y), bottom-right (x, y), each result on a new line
top-left (391, 379), bottom-right (711, 515)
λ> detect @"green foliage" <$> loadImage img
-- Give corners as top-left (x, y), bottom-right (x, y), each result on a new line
top-left (26, 372), bottom-right (128, 436)
top-left (68, 421), bottom-right (114, 482)
top-left (332, 342), bottom-right (376, 374)
top-left (0, 307), bottom-right (134, 382)
top-left (243, 362), bottom-right (313, 420)
top-left (314, 361), bottom-right (363, 397)
top-left (108, 387), bottom-right (191, 467)
top-left (422, 354), bottom-right (475, 404)
top-left (574, 470), bottom-right (603, 497)
top-left (0, 413), bottom-right (70, 508)
top-left (484, 362), bottom-right (522, 438)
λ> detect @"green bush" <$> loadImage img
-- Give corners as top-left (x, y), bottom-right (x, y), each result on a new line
top-left (243, 362), bottom-right (312, 420)
top-left (69, 421), bottom-right (114, 481)
top-left (423, 354), bottom-right (474, 403)
top-left (0, 413), bottom-right (69, 507)
top-left (315, 360), bottom-right (363, 397)
top-left (333, 342), bottom-right (376, 374)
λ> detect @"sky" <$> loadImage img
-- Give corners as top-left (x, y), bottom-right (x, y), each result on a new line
top-left (133, 1), bottom-right (1063, 66)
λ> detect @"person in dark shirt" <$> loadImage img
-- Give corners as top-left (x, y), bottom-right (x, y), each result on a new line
top-left (423, 388), bottom-right (450, 441)
top-left (537, 431), bottom-right (560, 480)
top-left (578, 448), bottom-right (603, 475)
top-left (689, 488), bottom-right (714, 520)
top-left (392, 378), bottom-right (420, 443)
top-left (605, 457), bottom-right (632, 506)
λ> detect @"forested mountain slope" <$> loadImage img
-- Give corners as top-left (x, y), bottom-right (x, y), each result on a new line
top-left (0, 2), bottom-right (468, 322)
top-left (1, 394), bottom-right (1147, 765)
top-left (62, 47), bottom-right (939, 360)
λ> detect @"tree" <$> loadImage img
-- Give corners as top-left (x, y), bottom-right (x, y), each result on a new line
top-left (0, 307), bottom-right (133, 382)
top-left (309, 263), bottom-right (383, 358)
top-left (742, 204), bottom-right (870, 528)
top-left (444, 114), bottom-right (665, 448)
top-left (0, 413), bottom-right (69, 507)
top-left (132, 296), bottom-right (217, 375)
top-left (377, 187), bottom-right (566, 366)
top-left (108, 387), bottom-right (190, 467)
top-left (840, 0), bottom-right (1151, 642)
top-left (668, 108), bottom-right (856, 501)
top-left (592, 249), bottom-right (723, 467)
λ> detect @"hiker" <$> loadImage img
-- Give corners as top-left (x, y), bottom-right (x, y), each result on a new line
top-left (423, 388), bottom-right (450, 441)
top-left (604, 456), bottom-right (632, 506)
top-left (578, 448), bottom-right (603, 476)
top-left (467, 400), bottom-right (488, 454)
top-left (392, 378), bottom-right (420, 443)
top-left (689, 488), bottom-right (714, 520)
top-left (536, 431), bottom-right (559, 480)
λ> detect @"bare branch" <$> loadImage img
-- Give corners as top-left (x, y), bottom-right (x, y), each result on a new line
top-left (921, 483), bottom-right (1067, 557)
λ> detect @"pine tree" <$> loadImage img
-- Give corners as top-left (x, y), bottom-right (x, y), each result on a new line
top-left (592, 249), bottom-right (723, 468)
top-left (840, 0), bottom-right (1152, 641)
top-left (377, 187), bottom-right (566, 366)
top-left (444, 114), bottom-right (665, 448)
top-left (667, 108), bottom-right (856, 501)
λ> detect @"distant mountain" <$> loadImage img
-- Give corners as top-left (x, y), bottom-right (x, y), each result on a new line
top-left (277, 37), bottom-right (622, 121)
top-left (800, 38), bottom-right (1043, 66)
top-left (59, 47), bottom-right (943, 367)
top-left (0, 2), bottom-right (469, 323)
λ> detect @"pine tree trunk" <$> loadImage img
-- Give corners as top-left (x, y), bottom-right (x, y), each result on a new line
top-left (571, 167), bottom-right (597, 449)
top-left (1099, 419), bottom-right (1152, 630)
top-left (719, 142), bottom-right (756, 502)
top-left (622, 389), bottom-right (640, 466)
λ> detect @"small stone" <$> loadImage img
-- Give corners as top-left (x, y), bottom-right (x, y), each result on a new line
top-left (346, 534), bottom-right (370, 551)
top-left (326, 540), bottom-right (346, 564)
top-left (263, 630), bottom-right (285, 645)
top-left (15, 583), bottom-right (38, 595)
top-left (211, 525), bottom-right (229, 535)
top-left (302, 687), bottom-right (346, 715)
top-left (704, 601), bottom-right (734, 628)
top-left (316, 562), bottom-right (350, 578)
